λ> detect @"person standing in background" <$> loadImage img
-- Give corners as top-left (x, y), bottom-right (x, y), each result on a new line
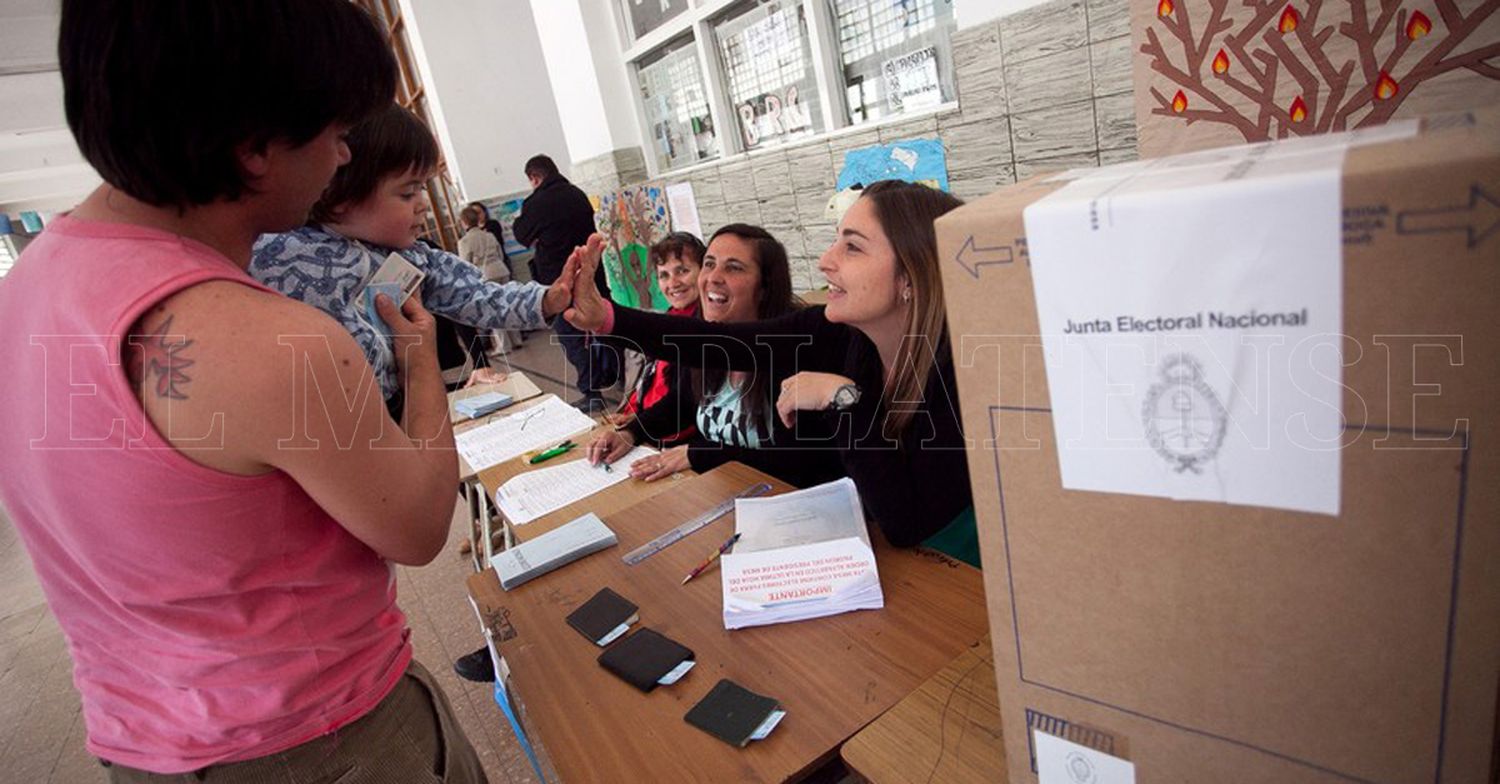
top-left (466, 200), bottom-right (512, 278)
top-left (458, 204), bottom-right (509, 282)
top-left (459, 204), bottom-right (523, 353)
top-left (512, 154), bottom-right (618, 412)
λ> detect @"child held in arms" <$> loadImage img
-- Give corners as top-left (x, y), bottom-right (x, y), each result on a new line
top-left (252, 104), bottom-right (577, 419)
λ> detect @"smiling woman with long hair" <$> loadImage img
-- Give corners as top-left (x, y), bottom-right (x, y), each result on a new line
top-left (589, 224), bottom-right (847, 490)
top-left (565, 181), bottom-right (978, 565)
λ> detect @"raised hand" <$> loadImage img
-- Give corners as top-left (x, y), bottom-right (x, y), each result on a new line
top-left (563, 233), bottom-right (611, 332)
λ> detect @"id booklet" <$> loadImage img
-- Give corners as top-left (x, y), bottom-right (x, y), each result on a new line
top-left (596, 628), bottom-right (695, 692)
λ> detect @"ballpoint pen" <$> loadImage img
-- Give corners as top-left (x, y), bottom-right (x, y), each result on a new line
top-left (528, 439), bottom-right (576, 464)
top-left (682, 533), bottom-right (741, 585)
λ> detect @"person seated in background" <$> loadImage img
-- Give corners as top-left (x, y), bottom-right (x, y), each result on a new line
top-left (565, 181), bottom-right (979, 566)
top-left (251, 104), bottom-right (575, 420)
top-left (604, 231), bottom-right (706, 447)
top-left (587, 224), bottom-right (850, 490)
top-left (0, 2), bottom-right (493, 780)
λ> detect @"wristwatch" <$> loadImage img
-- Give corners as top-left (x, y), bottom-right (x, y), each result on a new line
top-left (829, 383), bottom-right (862, 410)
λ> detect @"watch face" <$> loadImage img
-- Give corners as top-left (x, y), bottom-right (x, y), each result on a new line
top-left (834, 386), bottom-right (858, 407)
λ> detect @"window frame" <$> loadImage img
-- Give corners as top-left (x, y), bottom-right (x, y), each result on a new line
top-left (619, 0), bottom-right (957, 178)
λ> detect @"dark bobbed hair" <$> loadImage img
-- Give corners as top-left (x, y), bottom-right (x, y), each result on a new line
top-left (60, 0), bottom-right (396, 208)
top-left (524, 155), bottom-right (560, 180)
top-left (460, 205), bottom-right (484, 229)
top-left (310, 104), bottom-right (439, 224)
top-left (694, 223), bottom-right (802, 427)
top-left (856, 180), bottom-right (965, 436)
top-left (648, 232), bottom-right (707, 270)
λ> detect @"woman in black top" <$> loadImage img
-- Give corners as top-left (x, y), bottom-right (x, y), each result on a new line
top-left (566, 181), bottom-right (977, 565)
top-left (588, 224), bottom-right (847, 490)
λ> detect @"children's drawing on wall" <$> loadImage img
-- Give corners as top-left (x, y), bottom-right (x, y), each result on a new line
top-left (829, 137), bottom-right (950, 222)
top-left (595, 186), bottom-right (671, 311)
top-left (1131, 0), bottom-right (1500, 156)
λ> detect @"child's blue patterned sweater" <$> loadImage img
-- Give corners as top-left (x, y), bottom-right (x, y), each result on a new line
top-left (251, 225), bottom-right (547, 403)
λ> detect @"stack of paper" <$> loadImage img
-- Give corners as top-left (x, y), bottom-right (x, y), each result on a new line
top-left (495, 445), bottom-right (656, 525)
top-left (720, 478), bottom-right (884, 629)
top-left (454, 397), bottom-right (596, 472)
top-left (490, 512), bottom-right (618, 590)
top-left (454, 391), bottom-right (514, 419)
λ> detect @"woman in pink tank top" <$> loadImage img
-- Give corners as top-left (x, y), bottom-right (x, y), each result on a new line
top-left (0, 3), bottom-right (497, 781)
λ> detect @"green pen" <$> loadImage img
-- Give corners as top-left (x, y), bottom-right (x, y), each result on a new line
top-left (528, 440), bottom-right (576, 464)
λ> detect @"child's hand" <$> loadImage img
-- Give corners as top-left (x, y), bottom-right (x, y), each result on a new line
top-left (541, 261), bottom-right (574, 319)
top-left (563, 234), bottom-right (611, 332)
top-left (375, 289), bottom-right (437, 369)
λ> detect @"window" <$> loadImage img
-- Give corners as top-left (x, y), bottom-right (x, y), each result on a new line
top-left (829, 0), bottom-right (957, 125)
top-left (714, 1), bottom-right (824, 152)
top-left (638, 38), bottom-right (720, 171)
top-left (621, 0), bottom-right (692, 41)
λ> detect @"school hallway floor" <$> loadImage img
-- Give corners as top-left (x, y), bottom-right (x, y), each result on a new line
top-left (0, 329), bottom-right (609, 783)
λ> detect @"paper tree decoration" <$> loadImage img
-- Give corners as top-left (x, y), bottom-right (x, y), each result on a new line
top-left (594, 186), bottom-right (671, 311)
top-left (1132, 0), bottom-right (1500, 155)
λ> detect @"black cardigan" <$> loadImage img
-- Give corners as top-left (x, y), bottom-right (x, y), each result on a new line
top-left (608, 305), bottom-right (972, 546)
top-left (623, 335), bottom-right (848, 489)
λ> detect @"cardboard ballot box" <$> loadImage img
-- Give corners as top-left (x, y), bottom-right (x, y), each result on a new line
top-left (935, 108), bottom-right (1499, 783)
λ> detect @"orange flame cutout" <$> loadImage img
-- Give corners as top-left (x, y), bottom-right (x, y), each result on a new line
top-left (1374, 71), bottom-right (1399, 100)
top-left (1406, 10), bottom-right (1431, 40)
top-left (1158, 0), bottom-right (1174, 17)
top-left (1278, 5), bottom-right (1300, 33)
top-left (1212, 49), bottom-right (1230, 74)
top-left (1289, 96), bottom-right (1308, 123)
top-left (1172, 90), bottom-right (1188, 113)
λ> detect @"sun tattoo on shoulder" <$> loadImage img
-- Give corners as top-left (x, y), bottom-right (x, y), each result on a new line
top-left (128, 314), bottom-right (196, 400)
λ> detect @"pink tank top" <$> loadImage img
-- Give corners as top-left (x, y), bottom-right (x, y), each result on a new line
top-left (0, 216), bottom-right (411, 773)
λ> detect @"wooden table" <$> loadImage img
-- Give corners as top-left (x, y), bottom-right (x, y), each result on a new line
top-left (451, 374), bottom-right (589, 567)
top-left (466, 462), bottom-right (989, 783)
top-left (841, 636), bottom-right (1006, 783)
top-left (475, 428), bottom-right (690, 544)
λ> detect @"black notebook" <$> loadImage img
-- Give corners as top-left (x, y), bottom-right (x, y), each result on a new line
top-left (596, 627), bottom-right (694, 692)
top-left (565, 587), bottom-right (639, 646)
top-left (684, 679), bottom-right (782, 748)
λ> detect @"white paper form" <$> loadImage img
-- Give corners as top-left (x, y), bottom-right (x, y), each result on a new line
top-left (1034, 731), bottom-right (1136, 784)
top-left (665, 182), bottom-right (702, 240)
top-left (453, 397), bottom-right (596, 473)
top-left (1020, 125), bottom-right (1419, 516)
top-left (732, 477), bottom-right (870, 553)
top-left (494, 445), bottom-right (657, 525)
top-left (721, 479), bottom-right (883, 629)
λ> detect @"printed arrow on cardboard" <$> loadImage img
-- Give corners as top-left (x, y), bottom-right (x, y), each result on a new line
top-left (1396, 184), bottom-right (1500, 250)
top-left (954, 235), bottom-right (1014, 278)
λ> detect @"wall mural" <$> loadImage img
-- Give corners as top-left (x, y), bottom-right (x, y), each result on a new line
top-left (594, 186), bottom-right (671, 311)
top-left (1131, 0), bottom-right (1500, 155)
